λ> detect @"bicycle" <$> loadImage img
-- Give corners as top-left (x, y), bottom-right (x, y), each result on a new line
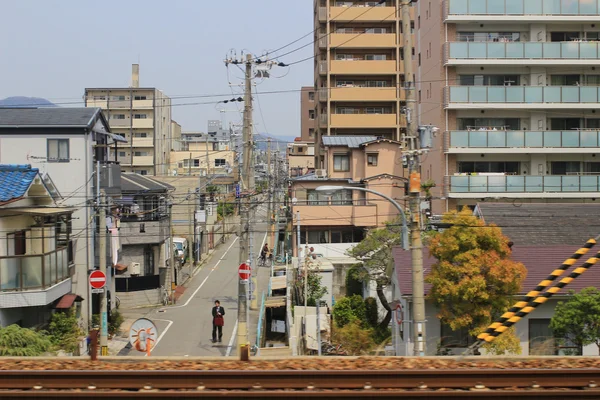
top-left (160, 285), bottom-right (169, 306)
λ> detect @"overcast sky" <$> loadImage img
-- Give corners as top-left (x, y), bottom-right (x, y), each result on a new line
top-left (0, 0), bottom-right (314, 138)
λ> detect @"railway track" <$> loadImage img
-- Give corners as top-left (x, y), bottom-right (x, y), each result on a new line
top-left (0, 358), bottom-right (599, 398)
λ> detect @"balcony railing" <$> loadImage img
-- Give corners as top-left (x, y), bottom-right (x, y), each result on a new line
top-left (446, 41), bottom-right (600, 61)
top-left (446, 0), bottom-right (600, 16)
top-left (0, 247), bottom-right (71, 292)
top-left (446, 86), bottom-right (600, 105)
top-left (449, 174), bottom-right (600, 193)
top-left (447, 130), bottom-right (600, 149)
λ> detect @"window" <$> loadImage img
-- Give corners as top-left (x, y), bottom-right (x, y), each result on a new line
top-left (440, 322), bottom-right (475, 348)
top-left (551, 75), bottom-right (580, 86)
top-left (336, 54), bottom-right (354, 60)
top-left (331, 189), bottom-right (353, 205)
top-left (111, 95), bottom-right (125, 101)
top-left (134, 151), bottom-right (149, 157)
top-left (333, 154), bottom-right (350, 172)
top-left (93, 96), bottom-right (106, 100)
top-left (365, 54), bottom-right (387, 60)
top-left (308, 128), bottom-right (315, 137)
top-left (550, 161), bottom-right (580, 175)
top-left (308, 92), bottom-right (315, 101)
top-left (308, 110), bottom-right (316, 120)
top-left (298, 147), bottom-right (304, 153)
top-left (308, 230), bottom-right (329, 244)
top-left (366, 81), bottom-right (389, 87)
top-left (214, 159), bottom-right (226, 167)
top-left (7, 231), bottom-right (26, 256)
top-left (458, 161), bottom-right (519, 174)
top-left (365, 107), bottom-right (385, 114)
top-left (118, 152), bottom-right (126, 157)
top-left (136, 170), bottom-right (148, 176)
top-left (134, 95), bottom-right (147, 100)
top-left (367, 154), bottom-right (378, 166)
top-left (111, 114), bottom-right (126, 119)
top-left (459, 75), bottom-right (520, 86)
top-left (337, 107), bottom-right (358, 114)
top-left (529, 319), bottom-right (556, 356)
top-left (307, 189), bottom-right (325, 205)
top-left (47, 139), bottom-right (69, 163)
top-left (134, 132), bottom-right (148, 138)
top-left (134, 114), bottom-right (147, 119)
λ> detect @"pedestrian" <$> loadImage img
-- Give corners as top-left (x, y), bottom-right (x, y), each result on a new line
top-left (212, 300), bottom-right (225, 343)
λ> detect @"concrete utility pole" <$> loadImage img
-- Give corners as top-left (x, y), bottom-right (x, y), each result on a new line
top-left (98, 189), bottom-right (109, 356)
top-left (400, 0), bottom-right (426, 356)
top-left (266, 139), bottom-right (272, 247)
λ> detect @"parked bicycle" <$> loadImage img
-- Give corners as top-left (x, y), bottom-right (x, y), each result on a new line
top-left (160, 285), bottom-right (169, 306)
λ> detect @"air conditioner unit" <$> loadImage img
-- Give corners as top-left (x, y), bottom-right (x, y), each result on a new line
top-left (130, 262), bottom-right (141, 276)
top-left (315, 169), bottom-right (327, 178)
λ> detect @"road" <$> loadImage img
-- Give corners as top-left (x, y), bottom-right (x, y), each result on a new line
top-left (149, 215), bottom-right (268, 357)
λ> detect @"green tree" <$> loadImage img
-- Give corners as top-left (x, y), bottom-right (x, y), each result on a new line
top-left (551, 287), bottom-right (600, 355)
top-left (348, 217), bottom-right (403, 329)
top-left (0, 325), bottom-right (51, 356)
top-left (296, 253), bottom-right (328, 307)
top-left (217, 202), bottom-right (234, 220)
top-left (331, 320), bottom-right (376, 356)
top-left (332, 295), bottom-right (366, 327)
top-left (426, 208), bottom-right (527, 355)
top-left (48, 309), bottom-right (83, 353)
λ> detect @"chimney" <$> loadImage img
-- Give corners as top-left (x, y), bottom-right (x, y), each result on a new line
top-left (131, 64), bottom-right (140, 88)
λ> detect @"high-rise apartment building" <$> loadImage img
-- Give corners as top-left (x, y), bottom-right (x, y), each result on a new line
top-left (301, 86), bottom-right (317, 142)
top-left (420, 1), bottom-right (600, 213)
top-left (85, 64), bottom-right (172, 176)
top-left (314, 1), bottom-right (414, 168)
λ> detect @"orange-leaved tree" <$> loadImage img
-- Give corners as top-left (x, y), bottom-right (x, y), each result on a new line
top-left (426, 208), bottom-right (527, 354)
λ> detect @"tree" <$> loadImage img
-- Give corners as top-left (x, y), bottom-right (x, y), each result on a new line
top-left (426, 208), bottom-right (527, 354)
top-left (0, 325), bottom-right (51, 356)
top-left (331, 320), bottom-right (376, 356)
top-left (550, 287), bottom-right (600, 355)
top-left (296, 252), bottom-right (328, 307)
top-left (332, 295), bottom-right (366, 327)
top-left (48, 309), bottom-right (83, 353)
top-left (347, 217), bottom-right (403, 329)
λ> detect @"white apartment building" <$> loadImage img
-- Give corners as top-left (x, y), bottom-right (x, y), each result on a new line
top-left (85, 64), bottom-right (172, 176)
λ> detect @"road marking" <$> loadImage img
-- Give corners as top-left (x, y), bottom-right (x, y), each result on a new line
top-left (225, 319), bottom-right (238, 357)
top-left (146, 318), bottom-right (173, 355)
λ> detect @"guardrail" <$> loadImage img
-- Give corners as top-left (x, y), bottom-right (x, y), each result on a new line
top-left (446, 41), bottom-right (600, 60)
top-left (447, 130), bottom-right (600, 149)
top-left (449, 174), bottom-right (600, 193)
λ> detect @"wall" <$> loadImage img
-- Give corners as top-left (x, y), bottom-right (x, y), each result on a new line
top-left (153, 89), bottom-right (172, 176)
top-left (301, 87), bottom-right (316, 142)
top-left (170, 149), bottom-right (235, 176)
top-left (117, 288), bottom-right (161, 309)
top-left (171, 120), bottom-right (182, 151)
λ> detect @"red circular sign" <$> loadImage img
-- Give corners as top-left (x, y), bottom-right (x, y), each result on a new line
top-left (90, 270), bottom-right (107, 289)
top-left (238, 263), bottom-right (251, 280)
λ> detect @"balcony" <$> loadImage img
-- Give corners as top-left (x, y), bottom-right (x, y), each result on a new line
top-left (132, 137), bottom-right (154, 147)
top-left (119, 218), bottom-right (170, 245)
top-left (320, 6), bottom-right (399, 22)
top-left (109, 119), bottom-right (130, 128)
top-left (109, 100), bottom-right (130, 109)
top-left (445, 86), bottom-right (600, 109)
top-left (132, 119), bottom-right (154, 129)
top-left (444, 0), bottom-right (600, 22)
top-left (330, 113), bottom-right (398, 128)
top-left (132, 99), bottom-right (153, 109)
top-left (444, 42), bottom-right (600, 66)
top-left (329, 33), bottom-right (397, 48)
top-left (446, 130), bottom-right (600, 153)
top-left (329, 60), bottom-right (399, 75)
top-left (0, 247), bottom-right (72, 307)
top-left (447, 174), bottom-right (600, 198)
top-left (132, 156), bottom-right (154, 166)
top-left (87, 99), bottom-right (108, 109)
top-left (293, 203), bottom-right (377, 227)
top-left (320, 87), bottom-right (400, 102)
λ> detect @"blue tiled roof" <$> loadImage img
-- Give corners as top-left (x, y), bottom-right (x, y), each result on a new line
top-left (0, 164), bottom-right (39, 203)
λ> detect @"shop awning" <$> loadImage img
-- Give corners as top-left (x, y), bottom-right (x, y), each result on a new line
top-left (55, 294), bottom-right (84, 309)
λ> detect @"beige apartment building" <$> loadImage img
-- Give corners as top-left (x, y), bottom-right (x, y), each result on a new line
top-left (170, 137), bottom-right (236, 177)
top-left (419, 1), bottom-right (600, 214)
top-left (85, 64), bottom-right (172, 176)
top-left (313, 0), bottom-right (414, 169)
top-left (301, 86), bottom-right (317, 142)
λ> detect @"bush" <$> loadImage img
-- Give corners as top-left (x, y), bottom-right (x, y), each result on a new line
top-left (0, 325), bottom-right (51, 356)
top-left (331, 320), bottom-right (376, 355)
top-left (332, 295), bottom-right (366, 328)
top-left (109, 310), bottom-right (124, 336)
top-left (48, 309), bottom-right (82, 353)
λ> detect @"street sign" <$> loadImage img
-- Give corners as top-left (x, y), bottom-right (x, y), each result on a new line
top-left (91, 288), bottom-right (105, 294)
top-left (129, 318), bottom-right (158, 356)
top-left (235, 183), bottom-right (241, 198)
top-left (89, 270), bottom-right (107, 289)
top-left (238, 263), bottom-right (251, 281)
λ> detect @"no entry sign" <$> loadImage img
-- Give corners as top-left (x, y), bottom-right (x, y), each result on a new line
top-left (90, 270), bottom-right (107, 289)
top-left (238, 263), bottom-right (251, 281)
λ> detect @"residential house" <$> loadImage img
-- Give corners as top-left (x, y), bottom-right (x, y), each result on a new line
top-left (0, 107), bottom-right (124, 327)
top-left (288, 139), bottom-right (315, 178)
top-left (0, 164), bottom-right (76, 327)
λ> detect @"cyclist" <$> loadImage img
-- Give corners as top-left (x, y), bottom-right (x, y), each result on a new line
top-left (260, 243), bottom-right (269, 266)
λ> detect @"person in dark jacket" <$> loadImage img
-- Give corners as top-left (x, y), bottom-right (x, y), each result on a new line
top-left (212, 300), bottom-right (225, 343)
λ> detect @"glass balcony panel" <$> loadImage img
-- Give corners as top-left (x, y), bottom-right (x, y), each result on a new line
top-left (544, 131), bottom-right (562, 147)
top-left (507, 176), bottom-right (526, 192)
top-left (525, 87), bottom-right (543, 103)
top-left (487, 0), bottom-right (504, 13)
top-left (543, 42), bottom-right (561, 58)
top-left (580, 87), bottom-right (598, 103)
top-left (50, 252), bottom-right (57, 284)
top-left (469, 86), bottom-right (488, 102)
top-left (580, 0), bottom-right (598, 14)
top-left (581, 130), bottom-right (598, 147)
top-left (561, 42), bottom-right (580, 58)
top-left (469, 0), bottom-right (487, 13)
top-left (580, 43), bottom-right (598, 59)
top-left (524, 42), bottom-right (543, 58)
top-left (451, 176), bottom-right (469, 192)
top-left (469, 131), bottom-right (488, 147)
top-left (44, 254), bottom-right (51, 287)
top-left (0, 259), bottom-right (19, 291)
top-left (524, 176), bottom-right (543, 192)
top-left (488, 176), bottom-right (507, 192)
top-left (487, 43), bottom-right (506, 58)
top-left (450, 42), bottom-right (468, 58)
top-left (22, 257), bottom-right (42, 289)
top-left (449, 0), bottom-right (469, 14)
top-left (488, 87), bottom-right (506, 102)
top-left (562, 131), bottom-right (580, 147)
top-left (451, 131), bottom-right (469, 147)
top-left (488, 131), bottom-right (507, 147)
top-left (581, 176), bottom-right (599, 192)
top-left (562, 86), bottom-right (580, 103)
top-left (544, 176), bottom-right (562, 191)
top-left (543, 87), bottom-right (561, 103)
top-left (507, 131), bottom-right (525, 147)
top-left (468, 43), bottom-right (487, 58)
top-left (562, 176), bottom-right (580, 192)
top-left (524, 0), bottom-right (543, 14)
top-left (470, 176), bottom-right (488, 192)
top-left (60, 249), bottom-right (68, 279)
top-left (506, 0), bottom-right (525, 14)
top-left (57, 250), bottom-right (64, 281)
top-left (506, 87), bottom-right (524, 102)
top-left (525, 131), bottom-right (543, 147)
top-left (543, 0), bottom-right (561, 14)
top-left (506, 43), bottom-right (524, 58)
top-left (450, 86), bottom-right (469, 102)
top-left (561, 0), bottom-right (580, 13)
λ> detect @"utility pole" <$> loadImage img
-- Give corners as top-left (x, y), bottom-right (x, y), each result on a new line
top-left (266, 139), bottom-right (272, 248)
top-left (98, 189), bottom-right (108, 356)
top-left (401, 0), bottom-right (426, 356)
top-left (205, 134), bottom-right (210, 178)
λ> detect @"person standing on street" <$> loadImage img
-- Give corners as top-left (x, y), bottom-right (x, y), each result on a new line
top-left (212, 300), bottom-right (225, 343)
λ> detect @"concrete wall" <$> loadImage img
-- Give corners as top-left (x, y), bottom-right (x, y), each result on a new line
top-left (117, 288), bottom-right (161, 309)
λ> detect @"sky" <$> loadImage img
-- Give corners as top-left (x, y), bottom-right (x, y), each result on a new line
top-left (0, 0), bottom-right (314, 138)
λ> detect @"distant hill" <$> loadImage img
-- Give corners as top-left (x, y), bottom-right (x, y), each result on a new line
top-left (0, 96), bottom-right (57, 108)
top-left (255, 133), bottom-right (296, 151)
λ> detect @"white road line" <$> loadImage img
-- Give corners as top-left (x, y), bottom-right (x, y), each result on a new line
top-left (147, 318), bottom-right (174, 355)
top-left (225, 319), bottom-right (238, 357)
